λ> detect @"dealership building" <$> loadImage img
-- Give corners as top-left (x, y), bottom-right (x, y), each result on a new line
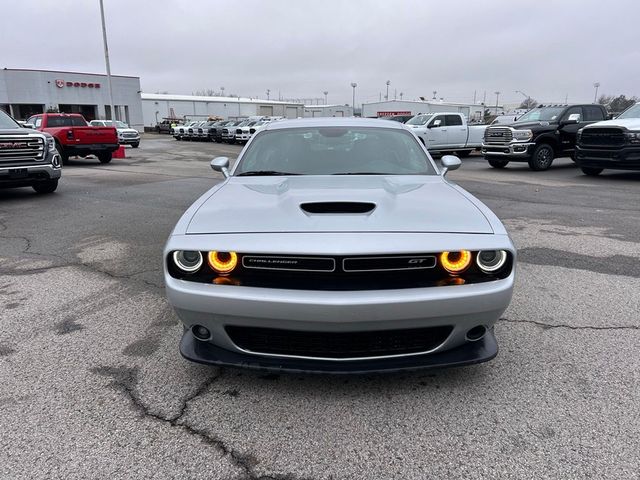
top-left (0, 68), bottom-right (144, 130)
top-left (361, 100), bottom-right (496, 122)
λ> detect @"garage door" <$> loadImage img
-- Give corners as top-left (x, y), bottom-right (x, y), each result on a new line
top-left (259, 106), bottom-right (273, 116)
top-left (286, 107), bottom-right (298, 118)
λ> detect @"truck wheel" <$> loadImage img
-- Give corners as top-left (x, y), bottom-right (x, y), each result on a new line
top-left (581, 167), bottom-right (603, 176)
top-left (528, 144), bottom-right (554, 171)
top-left (132, 142), bottom-right (139, 148)
top-left (56, 142), bottom-right (69, 165)
top-left (487, 158), bottom-right (509, 169)
top-left (98, 152), bottom-right (112, 164)
top-left (32, 179), bottom-right (59, 194)
top-left (457, 150), bottom-right (472, 158)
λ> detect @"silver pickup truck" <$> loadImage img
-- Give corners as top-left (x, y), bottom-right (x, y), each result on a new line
top-left (0, 110), bottom-right (62, 194)
top-left (405, 112), bottom-right (487, 157)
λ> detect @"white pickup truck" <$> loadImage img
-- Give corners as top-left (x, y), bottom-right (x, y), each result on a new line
top-left (405, 112), bottom-right (487, 157)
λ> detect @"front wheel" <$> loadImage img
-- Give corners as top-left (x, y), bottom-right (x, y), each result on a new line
top-left (581, 167), bottom-right (603, 176)
top-left (528, 144), bottom-right (555, 171)
top-left (98, 152), bottom-right (112, 164)
top-left (32, 179), bottom-right (58, 194)
top-left (487, 158), bottom-right (509, 169)
top-left (56, 142), bottom-right (69, 165)
top-left (457, 150), bottom-right (472, 158)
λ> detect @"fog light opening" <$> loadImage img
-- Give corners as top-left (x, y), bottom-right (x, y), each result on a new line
top-left (192, 325), bottom-right (211, 341)
top-left (466, 325), bottom-right (487, 342)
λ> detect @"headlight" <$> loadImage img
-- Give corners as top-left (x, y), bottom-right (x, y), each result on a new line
top-left (208, 251), bottom-right (238, 274)
top-left (625, 131), bottom-right (640, 144)
top-left (476, 250), bottom-right (508, 273)
top-left (173, 251), bottom-right (203, 273)
top-left (512, 129), bottom-right (533, 142)
top-left (439, 250), bottom-right (472, 274)
top-left (47, 136), bottom-right (56, 152)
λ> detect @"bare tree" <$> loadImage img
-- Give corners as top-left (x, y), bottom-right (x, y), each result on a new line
top-left (517, 97), bottom-right (538, 110)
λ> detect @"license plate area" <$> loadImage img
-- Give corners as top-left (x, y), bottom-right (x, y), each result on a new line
top-left (8, 168), bottom-right (28, 179)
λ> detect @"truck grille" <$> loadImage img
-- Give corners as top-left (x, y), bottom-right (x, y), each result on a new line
top-left (484, 127), bottom-right (513, 144)
top-left (580, 128), bottom-right (625, 147)
top-left (225, 325), bottom-right (453, 359)
top-left (0, 136), bottom-right (45, 162)
top-left (122, 132), bottom-right (138, 138)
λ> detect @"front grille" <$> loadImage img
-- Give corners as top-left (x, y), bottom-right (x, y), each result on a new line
top-left (222, 129), bottom-right (229, 134)
top-left (249, 128), bottom-right (256, 134)
top-left (0, 136), bottom-right (45, 162)
top-left (484, 127), bottom-right (513, 144)
top-left (225, 325), bottom-right (453, 359)
top-left (580, 128), bottom-right (625, 147)
top-left (122, 132), bottom-right (138, 138)
top-left (236, 129), bottom-right (243, 134)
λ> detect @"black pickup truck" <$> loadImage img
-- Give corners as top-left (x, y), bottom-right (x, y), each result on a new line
top-left (481, 104), bottom-right (608, 171)
top-left (0, 110), bottom-right (62, 193)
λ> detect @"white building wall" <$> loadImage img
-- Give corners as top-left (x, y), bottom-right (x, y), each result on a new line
top-left (303, 105), bottom-right (354, 117)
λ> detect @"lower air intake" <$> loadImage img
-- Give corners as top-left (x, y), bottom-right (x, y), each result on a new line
top-left (300, 202), bottom-right (376, 214)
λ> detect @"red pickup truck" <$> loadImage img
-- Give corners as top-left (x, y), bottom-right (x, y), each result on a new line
top-left (26, 113), bottom-right (119, 164)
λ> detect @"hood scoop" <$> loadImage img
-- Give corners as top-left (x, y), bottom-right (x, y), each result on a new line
top-left (300, 202), bottom-right (376, 214)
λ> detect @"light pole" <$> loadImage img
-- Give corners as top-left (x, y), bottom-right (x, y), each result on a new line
top-left (593, 82), bottom-right (600, 103)
top-left (385, 80), bottom-right (390, 101)
top-left (494, 91), bottom-right (501, 114)
top-left (323, 91), bottom-right (328, 105)
top-left (266, 89), bottom-right (270, 100)
top-left (432, 90), bottom-right (437, 100)
top-left (399, 92), bottom-right (403, 101)
top-left (98, 0), bottom-right (115, 120)
top-left (350, 83), bottom-right (357, 115)
top-left (220, 86), bottom-right (225, 96)
top-left (515, 90), bottom-right (530, 109)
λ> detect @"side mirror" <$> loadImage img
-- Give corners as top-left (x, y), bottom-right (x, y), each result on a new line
top-left (440, 155), bottom-right (461, 176)
top-left (23, 123), bottom-right (35, 129)
top-left (429, 119), bottom-right (442, 128)
top-left (563, 113), bottom-right (581, 125)
top-left (210, 156), bottom-right (230, 178)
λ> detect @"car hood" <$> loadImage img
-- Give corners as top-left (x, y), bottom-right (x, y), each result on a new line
top-left (186, 176), bottom-right (493, 234)
top-left (510, 121), bottom-right (557, 130)
top-left (582, 118), bottom-right (640, 130)
top-left (117, 128), bottom-right (139, 134)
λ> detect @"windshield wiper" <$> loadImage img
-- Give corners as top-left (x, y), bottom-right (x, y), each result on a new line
top-left (236, 171), bottom-right (300, 176)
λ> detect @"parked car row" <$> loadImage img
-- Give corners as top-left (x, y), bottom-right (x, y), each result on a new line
top-left (170, 116), bottom-right (282, 144)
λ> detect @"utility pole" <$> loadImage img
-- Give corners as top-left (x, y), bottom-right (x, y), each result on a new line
top-left (385, 80), bottom-right (390, 101)
top-left (98, 0), bottom-right (115, 121)
top-left (473, 90), bottom-right (477, 104)
top-left (351, 83), bottom-right (357, 115)
top-left (593, 82), bottom-right (600, 103)
top-left (399, 92), bottom-right (403, 101)
top-left (494, 91), bottom-right (501, 114)
top-left (323, 91), bottom-right (328, 105)
top-left (266, 89), bottom-right (270, 100)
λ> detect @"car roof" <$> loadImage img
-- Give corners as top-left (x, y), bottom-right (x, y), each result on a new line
top-left (263, 117), bottom-right (407, 131)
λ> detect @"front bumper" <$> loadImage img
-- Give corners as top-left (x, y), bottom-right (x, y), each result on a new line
top-left (482, 142), bottom-right (535, 159)
top-left (180, 326), bottom-right (498, 373)
top-left (0, 161), bottom-right (61, 186)
top-left (575, 145), bottom-right (640, 170)
top-left (236, 133), bottom-right (252, 141)
top-left (118, 137), bottom-right (140, 145)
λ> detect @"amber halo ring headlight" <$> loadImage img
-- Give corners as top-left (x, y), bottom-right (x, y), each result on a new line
top-left (208, 251), bottom-right (238, 274)
top-left (173, 250), bottom-right (203, 273)
top-left (476, 250), bottom-right (508, 273)
top-left (439, 250), bottom-right (472, 274)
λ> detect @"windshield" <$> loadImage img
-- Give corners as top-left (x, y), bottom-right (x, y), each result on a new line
top-left (515, 107), bottom-right (565, 123)
top-left (0, 110), bottom-right (20, 129)
top-left (46, 116), bottom-right (88, 127)
top-left (100, 120), bottom-right (128, 128)
top-left (617, 103), bottom-right (640, 119)
top-left (406, 114), bottom-right (434, 126)
top-left (235, 126), bottom-right (436, 176)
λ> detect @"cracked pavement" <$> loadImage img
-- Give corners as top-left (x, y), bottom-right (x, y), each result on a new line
top-left (1, 135), bottom-right (639, 479)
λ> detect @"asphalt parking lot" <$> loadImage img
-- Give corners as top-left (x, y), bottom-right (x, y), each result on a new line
top-left (1, 134), bottom-right (639, 479)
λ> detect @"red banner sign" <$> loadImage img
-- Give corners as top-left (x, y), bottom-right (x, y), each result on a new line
top-left (377, 111), bottom-right (412, 117)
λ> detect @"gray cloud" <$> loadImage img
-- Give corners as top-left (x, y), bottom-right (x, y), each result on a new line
top-left (5, 0), bottom-right (639, 106)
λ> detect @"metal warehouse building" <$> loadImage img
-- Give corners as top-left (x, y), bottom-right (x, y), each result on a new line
top-left (141, 93), bottom-right (304, 128)
top-left (362, 100), bottom-right (491, 122)
top-left (303, 104), bottom-right (354, 117)
top-left (0, 68), bottom-right (144, 130)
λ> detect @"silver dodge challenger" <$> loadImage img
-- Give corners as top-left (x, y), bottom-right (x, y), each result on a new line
top-left (164, 118), bottom-right (516, 373)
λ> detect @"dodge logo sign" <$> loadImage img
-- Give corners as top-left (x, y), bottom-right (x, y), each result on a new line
top-left (55, 79), bottom-right (64, 88)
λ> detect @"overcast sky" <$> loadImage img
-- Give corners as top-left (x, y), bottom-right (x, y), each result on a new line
top-left (5, 0), bottom-right (639, 106)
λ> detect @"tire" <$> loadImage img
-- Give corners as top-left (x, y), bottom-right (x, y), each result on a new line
top-left (487, 158), bottom-right (509, 169)
top-left (132, 142), bottom-right (139, 148)
top-left (528, 143), bottom-right (555, 171)
top-left (32, 179), bottom-right (58, 194)
top-left (98, 152), bottom-right (112, 164)
top-left (457, 150), bottom-right (472, 158)
top-left (56, 142), bottom-right (69, 165)
top-left (581, 167), bottom-right (603, 176)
